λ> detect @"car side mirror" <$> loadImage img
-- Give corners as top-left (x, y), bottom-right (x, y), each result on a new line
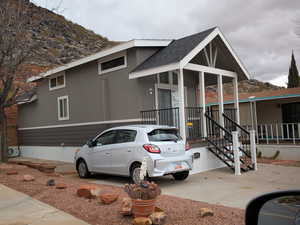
top-left (245, 190), bottom-right (300, 225)
top-left (87, 140), bottom-right (96, 148)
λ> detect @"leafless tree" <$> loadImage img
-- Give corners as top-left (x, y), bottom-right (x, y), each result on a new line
top-left (0, 0), bottom-right (49, 162)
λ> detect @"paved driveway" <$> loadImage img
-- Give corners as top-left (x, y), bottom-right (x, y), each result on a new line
top-left (87, 163), bottom-right (300, 209)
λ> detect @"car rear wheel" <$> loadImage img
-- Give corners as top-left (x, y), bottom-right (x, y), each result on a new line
top-left (130, 163), bottom-right (142, 184)
top-left (77, 159), bottom-right (90, 178)
top-left (172, 171), bottom-right (189, 181)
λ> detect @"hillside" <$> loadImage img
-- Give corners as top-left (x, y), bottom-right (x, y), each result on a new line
top-left (6, 0), bottom-right (117, 71)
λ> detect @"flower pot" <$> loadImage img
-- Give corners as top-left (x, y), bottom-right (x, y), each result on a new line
top-left (132, 198), bottom-right (156, 218)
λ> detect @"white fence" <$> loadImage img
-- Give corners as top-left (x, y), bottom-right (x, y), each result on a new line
top-left (244, 123), bottom-right (300, 145)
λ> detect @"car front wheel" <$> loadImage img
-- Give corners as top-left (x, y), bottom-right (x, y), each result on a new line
top-left (77, 159), bottom-right (90, 178)
top-left (172, 171), bottom-right (189, 181)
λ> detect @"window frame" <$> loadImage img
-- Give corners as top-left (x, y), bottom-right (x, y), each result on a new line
top-left (98, 54), bottom-right (127, 75)
top-left (115, 129), bottom-right (137, 144)
top-left (57, 95), bottom-right (69, 121)
top-left (95, 130), bottom-right (117, 146)
top-left (49, 72), bottom-right (66, 91)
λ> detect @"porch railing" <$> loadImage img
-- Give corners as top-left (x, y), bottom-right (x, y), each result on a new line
top-left (244, 123), bottom-right (300, 145)
top-left (140, 107), bottom-right (204, 140)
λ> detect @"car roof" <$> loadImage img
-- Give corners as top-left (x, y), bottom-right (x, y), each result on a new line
top-left (105, 124), bottom-right (178, 133)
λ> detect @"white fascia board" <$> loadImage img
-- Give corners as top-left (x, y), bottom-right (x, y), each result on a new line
top-left (27, 39), bottom-right (172, 83)
top-left (129, 62), bottom-right (180, 79)
top-left (180, 27), bottom-right (250, 79)
top-left (184, 63), bottom-right (237, 78)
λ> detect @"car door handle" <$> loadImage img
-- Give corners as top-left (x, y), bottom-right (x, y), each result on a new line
top-left (105, 152), bottom-right (111, 155)
top-left (127, 150), bottom-right (131, 152)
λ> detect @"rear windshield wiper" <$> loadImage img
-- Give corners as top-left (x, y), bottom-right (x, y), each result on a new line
top-left (160, 139), bottom-right (178, 142)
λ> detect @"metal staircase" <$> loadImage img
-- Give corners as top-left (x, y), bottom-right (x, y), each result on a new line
top-left (205, 112), bottom-right (255, 173)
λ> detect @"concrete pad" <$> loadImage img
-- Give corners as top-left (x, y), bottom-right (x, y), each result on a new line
top-left (0, 184), bottom-right (89, 225)
top-left (89, 164), bottom-right (300, 209)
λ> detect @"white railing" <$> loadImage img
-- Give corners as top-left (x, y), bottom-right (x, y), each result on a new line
top-left (244, 123), bottom-right (300, 145)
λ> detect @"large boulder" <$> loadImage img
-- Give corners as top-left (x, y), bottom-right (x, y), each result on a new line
top-left (133, 217), bottom-right (152, 225)
top-left (23, 174), bottom-right (35, 182)
top-left (98, 191), bottom-right (119, 204)
top-left (199, 208), bottom-right (214, 217)
top-left (149, 212), bottom-right (167, 225)
top-left (77, 185), bottom-right (101, 199)
top-left (120, 197), bottom-right (132, 216)
top-left (56, 183), bottom-right (67, 189)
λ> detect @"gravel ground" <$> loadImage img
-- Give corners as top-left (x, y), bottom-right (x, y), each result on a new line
top-left (0, 163), bottom-right (245, 225)
top-left (258, 158), bottom-right (300, 167)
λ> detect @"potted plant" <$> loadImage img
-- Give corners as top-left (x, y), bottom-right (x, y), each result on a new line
top-left (124, 181), bottom-right (161, 218)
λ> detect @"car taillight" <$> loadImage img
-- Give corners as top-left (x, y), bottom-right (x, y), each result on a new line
top-left (185, 142), bottom-right (191, 151)
top-left (143, 144), bottom-right (161, 153)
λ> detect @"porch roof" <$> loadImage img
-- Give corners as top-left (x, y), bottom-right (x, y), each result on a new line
top-left (129, 27), bottom-right (250, 80)
top-left (206, 87), bottom-right (300, 106)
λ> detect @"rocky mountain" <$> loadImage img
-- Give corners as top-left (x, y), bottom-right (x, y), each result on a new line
top-left (207, 79), bottom-right (284, 95)
top-left (7, 0), bottom-right (117, 70)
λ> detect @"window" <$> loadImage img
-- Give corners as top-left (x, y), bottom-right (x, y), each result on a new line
top-left (116, 130), bottom-right (137, 143)
top-left (57, 96), bottom-right (69, 120)
top-left (96, 130), bottom-right (117, 145)
top-left (148, 129), bottom-right (181, 142)
top-left (49, 73), bottom-right (65, 90)
top-left (99, 55), bottom-right (127, 74)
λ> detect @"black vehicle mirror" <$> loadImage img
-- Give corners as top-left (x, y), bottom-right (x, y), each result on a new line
top-left (86, 139), bottom-right (96, 148)
top-left (245, 190), bottom-right (300, 225)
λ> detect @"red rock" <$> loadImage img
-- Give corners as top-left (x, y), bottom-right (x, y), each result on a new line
top-left (6, 170), bottom-right (18, 175)
top-left (149, 212), bottom-right (167, 225)
top-left (56, 183), bottom-right (67, 189)
top-left (77, 184), bottom-right (101, 199)
top-left (0, 164), bottom-right (13, 170)
top-left (23, 174), bottom-right (35, 181)
top-left (46, 173), bottom-right (61, 177)
top-left (120, 197), bottom-right (132, 216)
top-left (98, 191), bottom-right (119, 204)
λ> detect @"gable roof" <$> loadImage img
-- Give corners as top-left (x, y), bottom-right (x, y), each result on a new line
top-left (206, 87), bottom-right (300, 106)
top-left (27, 39), bottom-right (172, 82)
top-left (132, 27), bottom-right (216, 73)
top-left (129, 27), bottom-right (250, 80)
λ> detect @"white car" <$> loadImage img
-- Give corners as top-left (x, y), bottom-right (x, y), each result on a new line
top-left (75, 125), bottom-right (193, 182)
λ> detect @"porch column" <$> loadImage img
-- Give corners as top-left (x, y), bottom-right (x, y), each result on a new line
top-left (217, 74), bottom-right (224, 128)
top-left (199, 71), bottom-right (207, 137)
top-left (178, 68), bottom-right (187, 142)
top-left (233, 77), bottom-right (240, 125)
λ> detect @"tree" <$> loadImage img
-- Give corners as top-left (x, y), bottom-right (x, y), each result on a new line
top-left (287, 51), bottom-right (300, 88)
top-left (0, 0), bottom-right (48, 162)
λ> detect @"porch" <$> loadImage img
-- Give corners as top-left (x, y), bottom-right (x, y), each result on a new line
top-left (129, 27), bottom-right (257, 175)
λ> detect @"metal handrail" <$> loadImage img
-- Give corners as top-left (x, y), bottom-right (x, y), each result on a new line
top-left (205, 113), bottom-right (232, 137)
top-left (223, 113), bottom-right (250, 135)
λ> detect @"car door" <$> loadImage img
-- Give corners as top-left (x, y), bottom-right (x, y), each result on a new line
top-left (89, 130), bottom-right (117, 173)
top-left (109, 129), bottom-right (138, 175)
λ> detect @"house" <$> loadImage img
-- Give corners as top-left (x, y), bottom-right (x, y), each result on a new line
top-left (17, 27), bottom-right (257, 174)
top-left (206, 87), bottom-right (300, 144)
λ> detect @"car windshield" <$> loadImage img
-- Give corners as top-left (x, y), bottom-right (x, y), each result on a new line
top-left (148, 129), bottom-right (181, 142)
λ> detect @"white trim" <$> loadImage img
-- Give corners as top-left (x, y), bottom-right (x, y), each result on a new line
top-left (18, 118), bottom-right (142, 130)
top-left (49, 72), bottom-right (66, 91)
top-left (129, 62), bottom-right (180, 79)
top-left (178, 68), bottom-right (186, 142)
top-left (28, 39), bottom-right (172, 82)
top-left (217, 75), bottom-right (224, 128)
top-left (184, 63), bottom-right (237, 78)
top-left (98, 54), bottom-right (127, 75)
top-left (180, 27), bottom-right (250, 79)
top-left (57, 95), bottom-right (69, 121)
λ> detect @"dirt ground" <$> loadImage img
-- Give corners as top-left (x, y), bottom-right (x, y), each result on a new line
top-left (0, 163), bottom-right (245, 225)
top-left (258, 158), bottom-right (300, 167)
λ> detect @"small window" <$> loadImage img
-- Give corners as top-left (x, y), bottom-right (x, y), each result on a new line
top-left (148, 129), bottom-right (181, 142)
top-left (96, 130), bottom-right (117, 145)
top-left (99, 55), bottom-right (127, 74)
top-left (116, 130), bottom-right (137, 143)
top-left (159, 72), bottom-right (169, 84)
top-left (57, 96), bottom-right (69, 120)
top-left (49, 73), bottom-right (65, 90)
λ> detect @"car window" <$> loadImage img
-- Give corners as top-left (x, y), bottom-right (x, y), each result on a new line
top-left (148, 129), bottom-right (181, 142)
top-left (116, 129), bottom-right (137, 144)
top-left (96, 130), bottom-right (117, 145)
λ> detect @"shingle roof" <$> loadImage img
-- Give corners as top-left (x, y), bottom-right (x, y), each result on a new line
top-left (16, 88), bottom-right (37, 104)
top-left (206, 87), bottom-right (300, 105)
top-left (132, 27), bottom-right (217, 73)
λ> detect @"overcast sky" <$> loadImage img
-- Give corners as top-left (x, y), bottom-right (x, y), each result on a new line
top-left (33, 0), bottom-right (300, 87)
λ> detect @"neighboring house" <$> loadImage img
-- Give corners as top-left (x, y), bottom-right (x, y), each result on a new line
top-left (17, 27), bottom-right (257, 174)
top-left (206, 87), bottom-right (300, 144)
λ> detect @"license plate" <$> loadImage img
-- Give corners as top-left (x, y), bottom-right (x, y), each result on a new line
top-left (175, 164), bottom-right (182, 169)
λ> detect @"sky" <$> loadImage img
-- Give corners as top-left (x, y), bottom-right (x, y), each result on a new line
top-left (33, 0), bottom-right (300, 87)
